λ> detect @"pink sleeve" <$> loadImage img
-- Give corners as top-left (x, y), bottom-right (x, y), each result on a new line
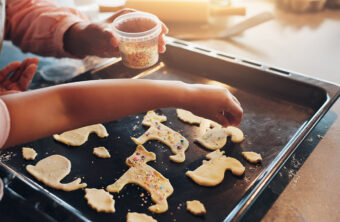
top-left (0, 99), bottom-right (10, 149)
top-left (5, 0), bottom-right (89, 58)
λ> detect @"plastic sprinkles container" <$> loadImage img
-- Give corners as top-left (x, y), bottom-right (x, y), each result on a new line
top-left (112, 12), bottom-right (162, 69)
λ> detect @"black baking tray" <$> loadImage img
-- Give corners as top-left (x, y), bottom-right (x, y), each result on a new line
top-left (0, 37), bottom-right (339, 222)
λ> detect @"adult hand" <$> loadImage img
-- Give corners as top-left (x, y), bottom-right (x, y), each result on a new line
top-left (64, 8), bottom-right (168, 58)
top-left (0, 58), bottom-right (38, 96)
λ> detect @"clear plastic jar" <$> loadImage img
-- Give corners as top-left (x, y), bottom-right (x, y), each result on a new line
top-left (112, 12), bottom-right (162, 69)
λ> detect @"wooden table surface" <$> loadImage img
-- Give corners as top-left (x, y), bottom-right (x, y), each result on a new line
top-left (184, 1), bottom-right (340, 221)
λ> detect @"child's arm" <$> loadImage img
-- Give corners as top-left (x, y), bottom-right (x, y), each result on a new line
top-left (1, 79), bottom-right (242, 148)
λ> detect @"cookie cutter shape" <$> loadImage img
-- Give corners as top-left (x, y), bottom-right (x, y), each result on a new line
top-left (53, 124), bottom-right (109, 146)
top-left (195, 126), bottom-right (244, 150)
top-left (106, 145), bottom-right (174, 213)
top-left (26, 155), bottom-right (87, 191)
top-left (176, 109), bottom-right (244, 150)
top-left (186, 150), bottom-right (245, 186)
top-left (176, 109), bottom-right (203, 125)
top-left (132, 111), bottom-right (189, 163)
top-left (85, 188), bottom-right (115, 213)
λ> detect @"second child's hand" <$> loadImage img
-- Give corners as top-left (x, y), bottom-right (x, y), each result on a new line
top-left (0, 58), bottom-right (38, 96)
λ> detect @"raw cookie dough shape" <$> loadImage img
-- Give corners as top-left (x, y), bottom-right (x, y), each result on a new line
top-left (186, 200), bottom-right (206, 216)
top-left (242, 151), bottom-right (262, 164)
top-left (93, 147), bottom-right (111, 158)
top-left (195, 126), bottom-right (244, 150)
top-left (127, 212), bottom-right (157, 222)
top-left (224, 126), bottom-right (244, 143)
top-left (53, 124), bottom-right (109, 146)
top-left (26, 155), bottom-right (87, 191)
top-left (176, 109), bottom-right (244, 150)
top-left (106, 145), bottom-right (174, 213)
top-left (195, 127), bottom-right (227, 150)
top-left (186, 150), bottom-right (245, 186)
top-left (131, 111), bottom-right (189, 163)
top-left (176, 109), bottom-right (203, 125)
top-left (22, 147), bottom-right (37, 160)
top-left (85, 188), bottom-right (115, 213)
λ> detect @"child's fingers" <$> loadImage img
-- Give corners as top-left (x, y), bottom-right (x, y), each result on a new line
top-left (161, 23), bottom-right (169, 34)
top-left (7, 82), bottom-right (21, 91)
top-left (158, 24), bottom-right (168, 53)
top-left (0, 61), bottom-right (21, 82)
top-left (2, 79), bottom-right (13, 88)
top-left (110, 35), bottom-right (119, 47)
top-left (221, 94), bottom-right (243, 127)
top-left (158, 34), bottom-right (166, 53)
top-left (18, 64), bottom-right (37, 90)
top-left (11, 58), bottom-right (39, 82)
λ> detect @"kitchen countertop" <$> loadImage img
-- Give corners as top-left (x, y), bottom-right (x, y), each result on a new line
top-left (185, 1), bottom-right (339, 221)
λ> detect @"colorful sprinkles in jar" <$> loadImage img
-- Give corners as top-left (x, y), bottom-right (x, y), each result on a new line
top-left (112, 12), bottom-right (162, 69)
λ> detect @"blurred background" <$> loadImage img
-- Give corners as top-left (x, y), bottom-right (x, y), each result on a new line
top-left (51, 0), bottom-right (340, 83)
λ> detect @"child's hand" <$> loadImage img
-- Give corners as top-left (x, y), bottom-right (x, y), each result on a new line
top-left (187, 84), bottom-right (243, 127)
top-left (64, 9), bottom-right (168, 58)
top-left (0, 58), bottom-right (38, 95)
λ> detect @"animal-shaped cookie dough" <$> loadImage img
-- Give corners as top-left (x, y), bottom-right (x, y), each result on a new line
top-left (195, 127), bottom-right (227, 150)
top-left (53, 124), bottom-right (108, 146)
top-left (176, 109), bottom-right (203, 125)
top-left (224, 126), bottom-right (244, 143)
top-left (186, 150), bottom-right (245, 186)
top-left (85, 188), bottom-right (115, 213)
top-left (195, 126), bottom-right (244, 150)
top-left (176, 109), bottom-right (244, 150)
top-left (106, 145), bottom-right (174, 213)
top-left (127, 212), bottom-right (157, 222)
top-left (186, 200), bottom-right (206, 215)
top-left (131, 111), bottom-right (189, 163)
top-left (242, 151), bottom-right (262, 164)
top-left (176, 109), bottom-right (218, 132)
top-left (22, 147), bottom-right (37, 160)
top-left (26, 155), bottom-right (87, 191)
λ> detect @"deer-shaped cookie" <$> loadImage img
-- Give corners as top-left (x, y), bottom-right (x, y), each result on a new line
top-left (131, 111), bottom-right (189, 163)
top-left (106, 145), bottom-right (174, 213)
top-left (186, 150), bottom-right (245, 186)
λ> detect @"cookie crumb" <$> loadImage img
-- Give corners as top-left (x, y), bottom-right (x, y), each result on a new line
top-left (317, 135), bottom-right (324, 139)
top-left (186, 200), bottom-right (206, 215)
top-left (306, 137), bottom-right (313, 142)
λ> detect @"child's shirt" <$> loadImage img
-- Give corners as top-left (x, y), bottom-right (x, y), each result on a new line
top-left (5, 0), bottom-right (89, 58)
top-left (0, 99), bottom-right (10, 148)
